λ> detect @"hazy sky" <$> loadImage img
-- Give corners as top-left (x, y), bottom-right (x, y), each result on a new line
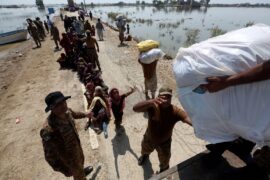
top-left (0, 0), bottom-right (269, 5)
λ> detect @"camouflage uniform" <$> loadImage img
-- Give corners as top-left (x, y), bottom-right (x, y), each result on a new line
top-left (27, 23), bottom-right (41, 47)
top-left (40, 108), bottom-right (87, 180)
top-left (36, 20), bottom-right (46, 39)
top-left (51, 26), bottom-right (60, 48)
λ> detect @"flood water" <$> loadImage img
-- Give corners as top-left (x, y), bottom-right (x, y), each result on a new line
top-left (89, 6), bottom-right (270, 56)
top-left (0, 6), bottom-right (60, 34)
top-left (1, 6), bottom-right (270, 57)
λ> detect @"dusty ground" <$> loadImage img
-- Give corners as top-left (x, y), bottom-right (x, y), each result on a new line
top-left (0, 41), bottom-right (31, 102)
top-left (0, 13), bottom-right (206, 180)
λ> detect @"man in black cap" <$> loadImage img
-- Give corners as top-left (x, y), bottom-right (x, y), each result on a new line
top-left (40, 91), bottom-right (93, 180)
top-left (133, 87), bottom-right (192, 174)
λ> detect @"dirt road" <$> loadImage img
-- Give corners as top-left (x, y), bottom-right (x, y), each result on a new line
top-left (0, 14), bottom-right (205, 180)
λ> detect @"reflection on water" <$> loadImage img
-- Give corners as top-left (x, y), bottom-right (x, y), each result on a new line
top-left (89, 6), bottom-right (270, 56)
top-left (0, 6), bottom-right (60, 34)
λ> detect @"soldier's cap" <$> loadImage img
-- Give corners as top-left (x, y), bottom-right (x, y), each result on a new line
top-left (86, 30), bottom-right (91, 34)
top-left (45, 91), bottom-right (71, 113)
top-left (158, 86), bottom-right (173, 96)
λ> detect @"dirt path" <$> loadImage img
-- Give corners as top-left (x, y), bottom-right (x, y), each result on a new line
top-left (0, 17), bottom-right (99, 180)
top-left (0, 14), bottom-right (206, 180)
top-left (94, 19), bottom-right (206, 180)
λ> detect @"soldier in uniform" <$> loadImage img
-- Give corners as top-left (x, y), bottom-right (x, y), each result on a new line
top-left (44, 20), bottom-right (49, 34)
top-left (40, 91), bottom-right (93, 180)
top-left (133, 87), bottom-right (192, 173)
top-left (51, 23), bottom-right (61, 50)
top-left (35, 17), bottom-right (46, 39)
top-left (27, 18), bottom-right (41, 48)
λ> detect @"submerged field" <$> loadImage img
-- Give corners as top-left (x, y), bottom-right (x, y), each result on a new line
top-left (89, 6), bottom-right (270, 56)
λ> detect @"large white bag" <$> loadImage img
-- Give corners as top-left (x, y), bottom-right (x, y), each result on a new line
top-left (139, 48), bottom-right (165, 64)
top-left (115, 14), bottom-right (125, 21)
top-left (173, 24), bottom-right (270, 146)
top-left (116, 19), bottom-right (126, 29)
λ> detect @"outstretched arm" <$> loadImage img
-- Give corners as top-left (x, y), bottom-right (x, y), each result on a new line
top-left (204, 60), bottom-right (270, 93)
top-left (124, 87), bottom-right (136, 97)
top-left (69, 108), bottom-right (91, 119)
top-left (175, 107), bottom-right (192, 126)
top-left (133, 100), bottom-right (153, 113)
top-left (133, 98), bottom-right (165, 113)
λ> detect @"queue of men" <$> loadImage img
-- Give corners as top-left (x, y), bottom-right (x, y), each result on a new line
top-left (37, 10), bottom-right (270, 180)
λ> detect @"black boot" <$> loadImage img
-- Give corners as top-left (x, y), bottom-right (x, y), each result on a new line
top-left (138, 154), bottom-right (149, 166)
top-left (84, 166), bottom-right (94, 176)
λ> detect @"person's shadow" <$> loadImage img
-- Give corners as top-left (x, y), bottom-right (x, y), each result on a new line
top-left (142, 157), bottom-right (154, 180)
top-left (118, 43), bottom-right (129, 47)
top-left (111, 126), bottom-right (139, 178)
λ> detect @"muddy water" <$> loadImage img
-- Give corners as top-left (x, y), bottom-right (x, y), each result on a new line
top-left (0, 6), bottom-right (60, 34)
top-left (89, 6), bottom-right (270, 57)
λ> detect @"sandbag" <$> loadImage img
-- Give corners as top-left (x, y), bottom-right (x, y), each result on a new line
top-left (137, 40), bottom-right (159, 52)
top-left (173, 24), bottom-right (270, 146)
top-left (139, 48), bottom-right (165, 64)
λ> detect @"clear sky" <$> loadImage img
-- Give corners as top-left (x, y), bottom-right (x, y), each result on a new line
top-left (0, 0), bottom-right (269, 5)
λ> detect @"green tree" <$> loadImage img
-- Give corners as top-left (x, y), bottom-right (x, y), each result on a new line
top-left (36, 0), bottom-right (44, 7)
top-left (142, 1), bottom-right (146, 5)
top-left (80, 1), bottom-right (86, 10)
top-left (157, 0), bottom-right (164, 6)
top-left (68, 0), bottom-right (74, 7)
top-left (171, 0), bottom-right (177, 5)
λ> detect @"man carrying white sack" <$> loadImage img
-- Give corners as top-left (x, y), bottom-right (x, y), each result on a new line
top-left (173, 24), bottom-right (270, 180)
top-left (202, 60), bottom-right (270, 180)
top-left (139, 59), bottom-right (158, 100)
top-left (138, 47), bottom-right (165, 100)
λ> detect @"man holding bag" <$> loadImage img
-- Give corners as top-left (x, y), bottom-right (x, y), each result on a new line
top-left (203, 60), bottom-right (270, 179)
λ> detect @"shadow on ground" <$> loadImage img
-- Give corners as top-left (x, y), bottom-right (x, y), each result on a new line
top-left (111, 126), bottom-right (139, 178)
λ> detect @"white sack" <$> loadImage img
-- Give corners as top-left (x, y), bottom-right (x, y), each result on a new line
top-left (139, 48), bottom-right (165, 64)
top-left (173, 24), bottom-right (270, 146)
top-left (116, 19), bottom-right (126, 29)
top-left (115, 14), bottom-right (125, 20)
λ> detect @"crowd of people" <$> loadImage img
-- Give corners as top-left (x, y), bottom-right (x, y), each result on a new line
top-left (26, 15), bottom-right (62, 50)
top-left (36, 9), bottom-right (270, 180)
top-left (37, 9), bottom-right (195, 180)
top-left (57, 12), bottom-right (135, 137)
